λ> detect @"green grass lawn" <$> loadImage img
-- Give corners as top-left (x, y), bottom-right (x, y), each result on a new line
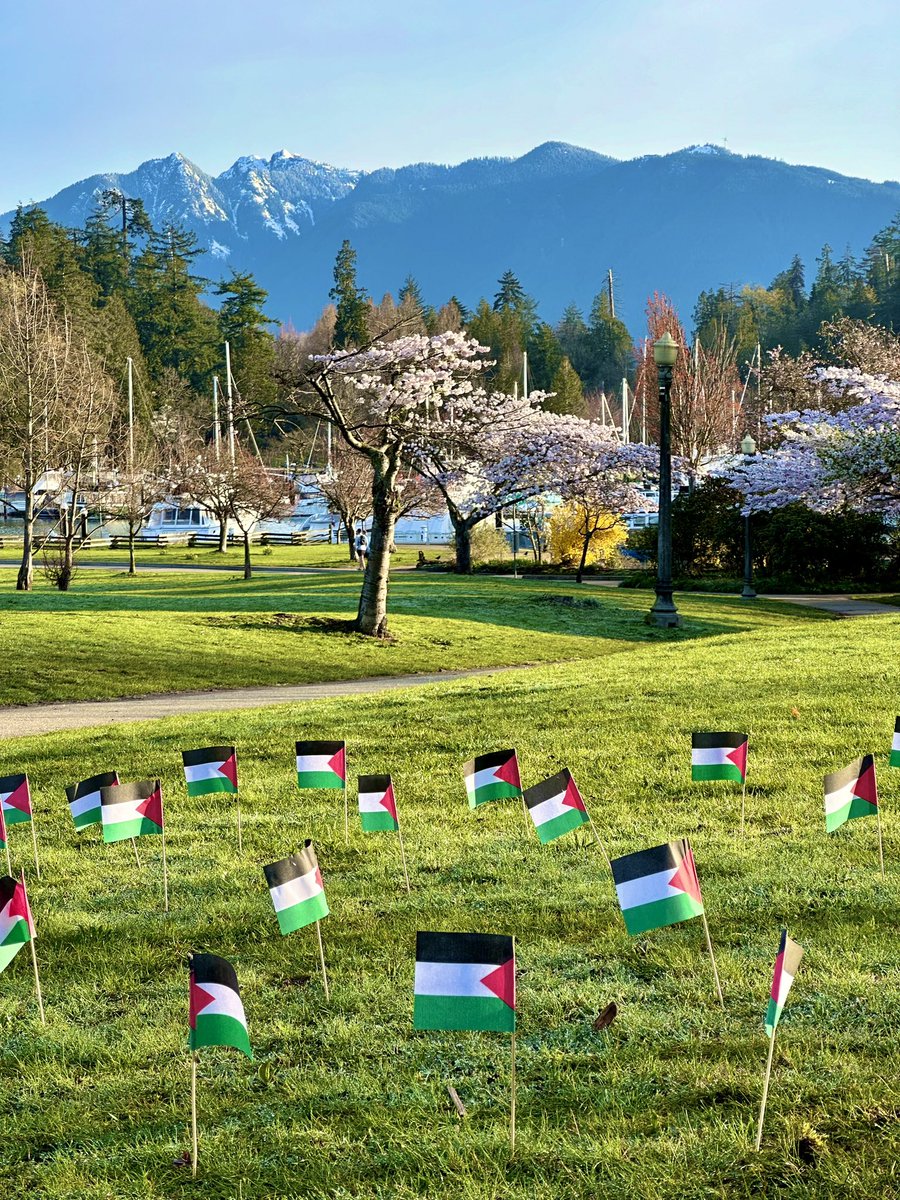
top-left (0, 570), bottom-right (813, 706)
top-left (0, 607), bottom-right (898, 1197)
top-left (0, 542), bottom-right (431, 572)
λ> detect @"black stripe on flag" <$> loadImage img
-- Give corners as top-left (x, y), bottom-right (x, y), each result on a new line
top-left (824, 755), bottom-right (872, 795)
top-left (99, 779), bottom-right (157, 807)
top-left (894, 717), bottom-right (900, 734)
top-left (263, 840), bottom-right (318, 890)
top-left (610, 839), bottom-right (689, 885)
top-left (0, 875), bottom-right (16, 908)
top-left (0, 773), bottom-right (26, 794)
top-left (182, 746), bottom-right (235, 768)
top-left (295, 740), bottom-right (345, 756)
top-left (523, 768), bottom-right (572, 810)
top-left (358, 773), bottom-right (391, 793)
top-left (189, 952), bottom-right (240, 991)
top-left (416, 931), bottom-right (513, 966)
top-left (691, 732), bottom-right (748, 750)
top-left (462, 750), bottom-right (515, 779)
top-left (65, 771), bottom-right (119, 802)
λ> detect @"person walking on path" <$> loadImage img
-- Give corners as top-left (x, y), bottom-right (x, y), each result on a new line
top-left (354, 526), bottom-right (369, 570)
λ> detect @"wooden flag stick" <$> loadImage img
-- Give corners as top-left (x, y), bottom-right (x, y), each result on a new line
top-left (740, 778), bottom-right (748, 837)
top-left (587, 814), bottom-right (611, 869)
top-left (876, 802), bottom-right (885, 879)
top-left (191, 1052), bottom-right (199, 1178)
top-left (509, 1032), bottom-right (517, 1155)
top-left (4, 842), bottom-right (11, 877)
top-left (235, 797), bottom-right (243, 854)
top-left (161, 830), bottom-right (170, 913)
top-left (700, 910), bottom-right (725, 1008)
top-left (343, 786), bottom-right (349, 844)
top-left (315, 919), bottom-right (330, 1000)
top-left (754, 1030), bottom-right (777, 1150)
top-left (130, 838), bottom-right (142, 868)
top-left (21, 871), bottom-right (45, 1024)
top-left (30, 817), bottom-right (41, 880)
top-left (396, 817), bottom-right (411, 894)
top-left (520, 792), bottom-right (530, 831)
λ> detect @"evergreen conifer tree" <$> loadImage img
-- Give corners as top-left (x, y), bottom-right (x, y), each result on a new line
top-left (330, 240), bottom-right (369, 348)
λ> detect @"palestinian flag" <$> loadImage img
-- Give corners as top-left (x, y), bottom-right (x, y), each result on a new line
top-left (611, 839), bottom-right (705, 936)
top-left (523, 768), bottom-right (590, 844)
top-left (100, 780), bottom-right (164, 843)
top-left (0, 803), bottom-right (5, 852)
top-left (0, 774), bottom-right (32, 827)
top-left (188, 953), bottom-right (252, 1058)
top-left (358, 774), bottom-right (399, 832)
top-left (66, 771), bottom-right (119, 830)
top-left (765, 929), bottom-right (804, 1036)
top-left (463, 750), bottom-right (522, 809)
top-left (263, 841), bottom-right (329, 934)
top-left (824, 756), bottom-right (877, 832)
top-left (0, 875), bottom-right (34, 974)
top-left (182, 746), bottom-right (238, 796)
top-left (890, 718), bottom-right (900, 769)
top-left (691, 732), bottom-right (748, 783)
top-left (414, 931), bottom-right (515, 1033)
top-left (296, 741), bottom-right (346, 790)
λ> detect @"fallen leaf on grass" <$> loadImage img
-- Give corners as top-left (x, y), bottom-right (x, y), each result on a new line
top-left (593, 1002), bottom-right (618, 1030)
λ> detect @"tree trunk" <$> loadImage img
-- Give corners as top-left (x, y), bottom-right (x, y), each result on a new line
top-left (128, 520), bottom-right (137, 575)
top-left (576, 531), bottom-right (591, 584)
top-left (17, 476), bottom-right (34, 591)
top-left (342, 516), bottom-right (356, 560)
top-left (243, 531), bottom-right (252, 580)
top-left (355, 458), bottom-right (397, 638)
top-left (57, 505), bottom-right (75, 591)
top-left (454, 522), bottom-right (473, 575)
top-left (218, 513), bottom-right (228, 553)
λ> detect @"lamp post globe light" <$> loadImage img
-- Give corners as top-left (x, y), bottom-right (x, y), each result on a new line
top-left (740, 433), bottom-right (757, 600)
top-left (648, 331), bottom-right (682, 628)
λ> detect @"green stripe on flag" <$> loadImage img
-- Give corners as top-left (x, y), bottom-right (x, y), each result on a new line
top-left (413, 993), bottom-right (515, 1033)
top-left (275, 890), bottom-right (329, 935)
top-left (360, 810), bottom-right (398, 832)
top-left (186, 777), bottom-right (236, 797)
top-left (73, 807), bottom-right (101, 830)
top-left (190, 1012), bottom-right (252, 1058)
top-left (103, 816), bottom-right (162, 844)
top-left (468, 781), bottom-right (521, 807)
top-left (621, 892), bottom-right (704, 936)
top-left (691, 763), bottom-right (744, 783)
top-left (890, 750), bottom-right (900, 769)
top-left (826, 794), bottom-right (875, 832)
top-left (765, 997), bottom-right (783, 1037)
top-left (535, 807), bottom-right (588, 845)
top-left (3, 810), bottom-right (31, 826)
top-left (297, 770), bottom-right (344, 790)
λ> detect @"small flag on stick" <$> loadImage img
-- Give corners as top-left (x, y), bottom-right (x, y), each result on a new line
top-left (890, 717), bottom-right (900, 768)
top-left (66, 771), bottom-right (118, 831)
top-left (0, 802), bottom-right (9, 876)
top-left (523, 768), bottom-right (590, 845)
top-left (463, 750), bottom-right (522, 809)
top-left (187, 952), bottom-right (252, 1179)
top-left (756, 929), bottom-right (804, 1150)
top-left (0, 773), bottom-right (39, 877)
top-left (414, 931), bottom-right (517, 1150)
top-left (611, 839), bottom-right (723, 1006)
top-left (0, 872), bottom-right (43, 1022)
top-left (182, 745), bottom-right (241, 851)
top-left (100, 780), bottom-right (168, 910)
top-left (297, 739), bottom-right (348, 840)
top-left (263, 842), bottom-right (330, 995)
top-left (358, 774), bottom-right (410, 891)
top-left (824, 755), bottom-right (883, 876)
top-left (692, 732), bottom-right (749, 833)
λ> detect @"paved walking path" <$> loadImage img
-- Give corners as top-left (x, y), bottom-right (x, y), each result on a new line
top-left (767, 594), bottom-right (899, 617)
top-left (0, 665), bottom-right (526, 739)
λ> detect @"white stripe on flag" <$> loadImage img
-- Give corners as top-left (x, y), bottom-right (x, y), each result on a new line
top-left (529, 791), bottom-right (570, 826)
top-left (691, 747), bottom-right (732, 766)
top-left (296, 755), bottom-right (338, 774)
top-left (825, 779), bottom-right (857, 815)
top-left (774, 967), bottom-right (795, 1008)
top-left (467, 765), bottom-right (507, 793)
top-left (0, 901), bottom-right (23, 945)
top-left (102, 798), bottom-right (147, 826)
top-left (70, 789), bottom-right (102, 818)
top-left (615, 866), bottom-right (681, 911)
top-left (359, 790), bottom-right (389, 813)
top-left (414, 960), bottom-right (494, 999)
top-left (184, 761), bottom-right (227, 783)
top-left (269, 866), bottom-right (323, 912)
top-left (194, 981), bottom-right (246, 1023)
top-left (892, 732), bottom-right (900, 753)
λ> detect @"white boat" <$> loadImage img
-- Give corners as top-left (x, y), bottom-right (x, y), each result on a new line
top-left (144, 501), bottom-right (225, 540)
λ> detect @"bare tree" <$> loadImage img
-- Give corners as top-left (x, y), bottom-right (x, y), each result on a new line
top-left (316, 441), bottom-right (373, 558)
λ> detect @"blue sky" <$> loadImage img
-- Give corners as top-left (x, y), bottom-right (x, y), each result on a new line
top-left (0, 0), bottom-right (896, 211)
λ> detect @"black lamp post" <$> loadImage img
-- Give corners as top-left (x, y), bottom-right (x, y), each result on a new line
top-left (740, 433), bottom-right (757, 599)
top-left (648, 331), bottom-right (681, 628)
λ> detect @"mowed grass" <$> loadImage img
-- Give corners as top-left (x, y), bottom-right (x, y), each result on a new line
top-left (0, 608), bottom-right (898, 1197)
top-left (0, 542), bottom-right (430, 571)
top-left (0, 570), bottom-right (808, 706)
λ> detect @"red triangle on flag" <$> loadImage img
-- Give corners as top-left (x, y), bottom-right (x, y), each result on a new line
top-left (4, 778), bottom-right (31, 815)
top-left (9, 880), bottom-right (33, 932)
top-left (217, 754), bottom-right (238, 789)
top-left (562, 776), bottom-right (587, 812)
top-left (726, 741), bottom-right (748, 779)
top-left (189, 976), bottom-right (216, 1028)
top-left (853, 760), bottom-right (878, 806)
top-left (668, 846), bottom-right (703, 905)
top-left (314, 867), bottom-right (324, 890)
top-left (481, 957), bottom-right (515, 1009)
top-left (493, 754), bottom-right (521, 790)
top-left (136, 787), bottom-right (164, 828)
top-left (380, 783), bottom-right (398, 822)
top-left (0, 806), bottom-right (6, 844)
top-left (328, 747), bottom-right (346, 782)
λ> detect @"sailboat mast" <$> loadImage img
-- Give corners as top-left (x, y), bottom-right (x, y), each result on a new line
top-left (126, 357), bottom-right (134, 469)
top-left (224, 342), bottom-right (236, 464)
top-left (212, 376), bottom-right (221, 460)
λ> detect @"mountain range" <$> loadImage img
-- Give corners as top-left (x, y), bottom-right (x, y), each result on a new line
top-left (3, 143), bottom-right (899, 331)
